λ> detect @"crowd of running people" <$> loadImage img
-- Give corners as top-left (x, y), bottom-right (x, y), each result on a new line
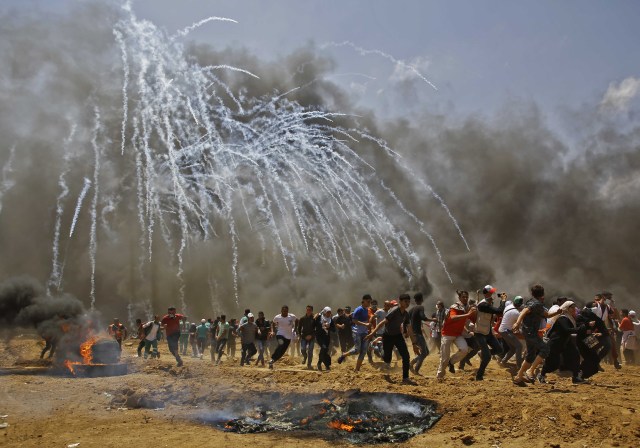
top-left (106, 284), bottom-right (637, 385)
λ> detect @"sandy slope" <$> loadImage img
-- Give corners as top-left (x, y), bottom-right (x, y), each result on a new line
top-left (1, 333), bottom-right (638, 448)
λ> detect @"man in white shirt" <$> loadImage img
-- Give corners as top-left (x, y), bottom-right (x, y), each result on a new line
top-left (143, 315), bottom-right (162, 359)
top-left (268, 305), bottom-right (298, 370)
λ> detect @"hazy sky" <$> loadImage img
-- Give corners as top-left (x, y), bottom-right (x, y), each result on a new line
top-left (4, 0), bottom-right (639, 119)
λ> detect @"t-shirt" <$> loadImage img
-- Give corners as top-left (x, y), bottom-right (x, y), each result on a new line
top-left (374, 309), bottom-right (387, 335)
top-left (522, 299), bottom-right (546, 338)
top-left (619, 317), bottom-right (634, 332)
top-left (196, 323), bottom-right (209, 339)
top-left (409, 305), bottom-right (427, 335)
top-left (351, 305), bottom-right (370, 335)
top-left (498, 305), bottom-right (520, 332)
top-left (144, 322), bottom-right (161, 341)
top-left (255, 318), bottom-right (270, 341)
top-left (334, 315), bottom-right (351, 335)
top-left (441, 306), bottom-right (467, 337)
top-left (273, 314), bottom-right (297, 339)
top-left (238, 322), bottom-right (258, 344)
top-left (161, 314), bottom-right (185, 336)
top-left (216, 322), bottom-right (230, 339)
top-left (384, 306), bottom-right (409, 336)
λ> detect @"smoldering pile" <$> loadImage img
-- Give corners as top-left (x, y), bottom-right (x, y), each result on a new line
top-left (0, 275), bottom-right (119, 373)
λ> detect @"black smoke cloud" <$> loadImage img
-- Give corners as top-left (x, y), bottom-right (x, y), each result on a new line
top-left (0, 2), bottom-right (638, 323)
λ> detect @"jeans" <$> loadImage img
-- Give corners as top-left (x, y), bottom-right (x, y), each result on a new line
top-left (271, 335), bottom-right (291, 362)
top-left (500, 330), bottom-right (523, 366)
top-left (256, 339), bottom-right (267, 363)
top-left (144, 339), bottom-right (158, 358)
top-left (166, 333), bottom-right (182, 363)
top-left (437, 335), bottom-right (469, 379)
top-left (474, 332), bottom-right (502, 379)
top-left (301, 338), bottom-right (315, 365)
top-left (346, 331), bottom-right (369, 361)
top-left (382, 334), bottom-right (411, 379)
top-left (179, 333), bottom-right (188, 354)
top-left (197, 338), bottom-right (206, 356)
top-left (215, 338), bottom-right (227, 361)
top-left (411, 333), bottom-right (429, 373)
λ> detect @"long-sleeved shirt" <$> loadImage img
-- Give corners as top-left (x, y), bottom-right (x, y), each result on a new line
top-left (296, 314), bottom-right (316, 338)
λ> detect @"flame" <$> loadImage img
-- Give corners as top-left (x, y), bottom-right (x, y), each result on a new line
top-left (63, 335), bottom-right (99, 375)
top-left (328, 420), bottom-right (354, 432)
top-left (80, 336), bottom-right (98, 364)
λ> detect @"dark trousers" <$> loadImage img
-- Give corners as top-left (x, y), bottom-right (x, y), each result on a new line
top-left (241, 343), bottom-right (257, 365)
top-left (382, 333), bottom-right (410, 379)
top-left (40, 339), bottom-right (57, 359)
top-left (136, 339), bottom-right (145, 356)
top-left (166, 333), bottom-right (182, 363)
top-left (271, 335), bottom-right (291, 362)
top-left (317, 336), bottom-right (332, 369)
top-left (215, 338), bottom-right (227, 360)
top-left (338, 332), bottom-right (350, 353)
top-left (474, 332), bottom-right (502, 379)
top-left (542, 340), bottom-right (580, 377)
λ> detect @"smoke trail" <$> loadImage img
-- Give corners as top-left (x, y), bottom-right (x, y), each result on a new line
top-left (48, 125), bottom-right (76, 294)
top-left (69, 178), bottom-right (92, 239)
top-left (321, 41), bottom-right (438, 91)
top-left (89, 106), bottom-right (101, 311)
top-left (0, 145), bottom-right (16, 215)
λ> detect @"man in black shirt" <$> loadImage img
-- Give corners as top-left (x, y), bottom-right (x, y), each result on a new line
top-left (296, 305), bottom-right (316, 369)
top-left (367, 294), bottom-right (414, 384)
top-left (408, 292), bottom-right (433, 375)
top-left (255, 311), bottom-right (270, 367)
top-left (334, 308), bottom-right (352, 354)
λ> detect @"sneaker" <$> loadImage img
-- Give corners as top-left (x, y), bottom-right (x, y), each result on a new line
top-left (537, 374), bottom-right (547, 384)
top-left (268, 360), bottom-right (274, 370)
top-left (337, 355), bottom-right (346, 364)
top-left (402, 378), bottom-right (417, 385)
top-left (176, 360), bottom-right (183, 367)
top-left (614, 361), bottom-right (622, 370)
top-left (475, 375), bottom-right (484, 381)
top-left (448, 361), bottom-right (455, 374)
top-left (572, 376), bottom-right (585, 384)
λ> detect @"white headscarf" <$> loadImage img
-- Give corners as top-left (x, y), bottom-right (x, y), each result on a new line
top-left (320, 306), bottom-right (332, 331)
top-left (560, 300), bottom-right (576, 327)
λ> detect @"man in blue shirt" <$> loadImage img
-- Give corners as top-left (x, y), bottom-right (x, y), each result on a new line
top-left (337, 294), bottom-right (372, 371)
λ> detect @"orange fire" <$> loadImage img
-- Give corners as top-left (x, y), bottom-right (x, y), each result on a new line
top-left (64, 335), bottom-right (99, 374)
top-left (328, 420), bottom-right (354, 432)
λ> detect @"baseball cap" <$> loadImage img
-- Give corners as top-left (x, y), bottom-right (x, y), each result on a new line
top-left (513, 296), bottom-right (524, 306)
top-left (629, 310), bottom-right (636, 316)
top-left (389, 299), bottom-right (398, 306)
top-left (247, 313), bottom-right (254, 318)
top-left (482, 285), bottom-right (497, 294)
top-left (201, 318), bottom-right (206, 323)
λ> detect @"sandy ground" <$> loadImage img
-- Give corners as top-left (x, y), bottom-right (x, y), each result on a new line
top-left (1, 333), bottom-right (638, 448)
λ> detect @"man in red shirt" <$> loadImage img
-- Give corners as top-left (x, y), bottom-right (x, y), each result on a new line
top-left (161, 306), bottom-right (186, 367)
top-left (436, 290), bottom-right (476, 381)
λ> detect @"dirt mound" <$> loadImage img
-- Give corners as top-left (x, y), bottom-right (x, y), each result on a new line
top-left (1, 335), bottom-right (639, 447)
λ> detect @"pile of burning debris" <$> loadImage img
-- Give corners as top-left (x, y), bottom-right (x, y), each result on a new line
top-left (202, 391), bottom-right (441, 444)
top-left (0, 276), bottom-right (126, 378)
